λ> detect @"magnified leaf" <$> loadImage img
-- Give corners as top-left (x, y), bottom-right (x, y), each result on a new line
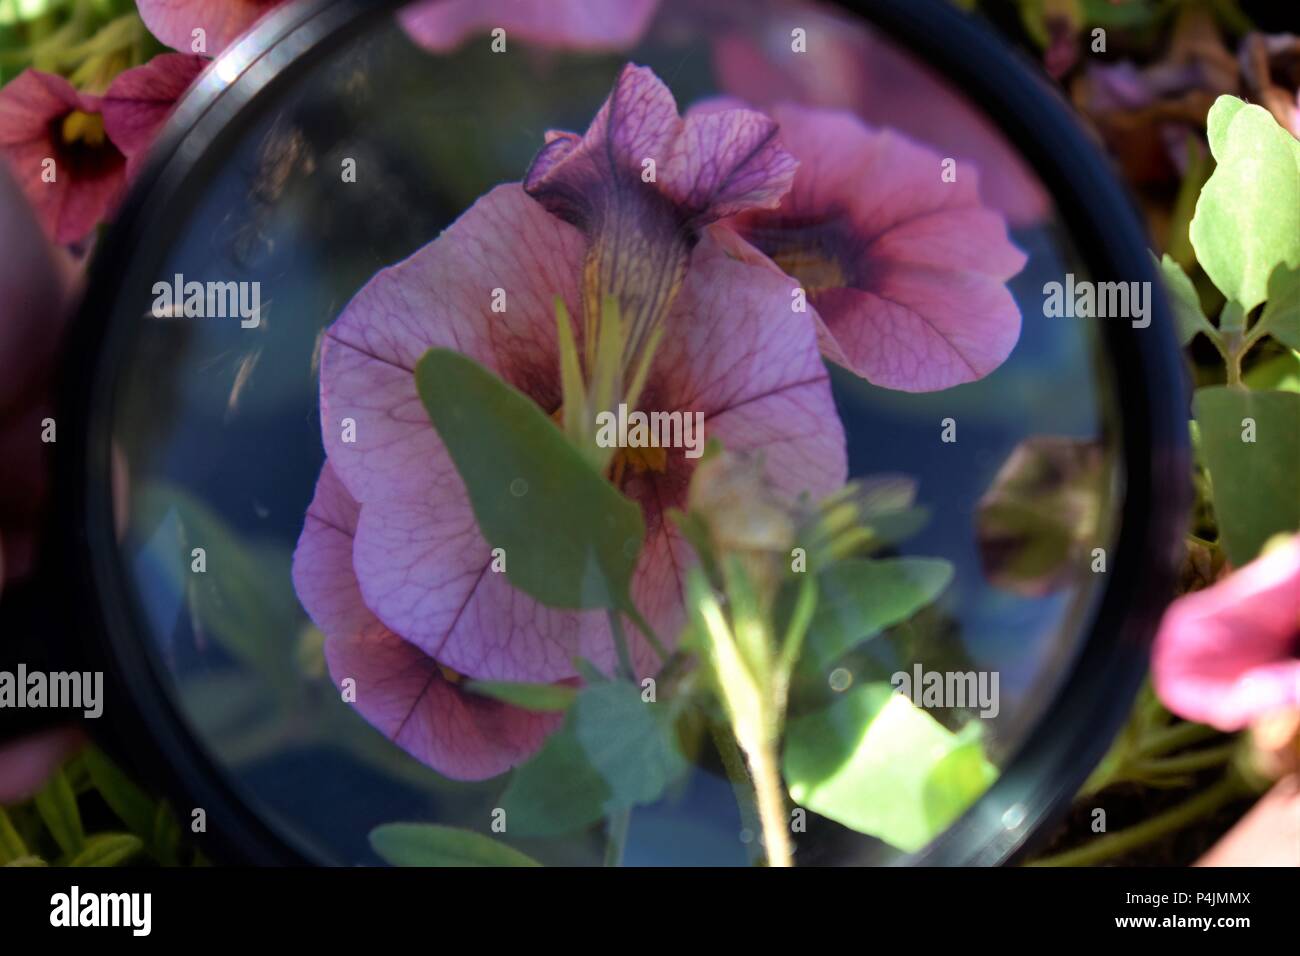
top-left (415, 348), bottom-right (644, 612)
top-left (1190, 97), bottom-right (1300, 313)
top-left (572, 681), bottom-right (687, 809)
top-left (793, 558), bottom-right (953, 677)
top-left (1193, 386), bottom-right (1300, 565)
top-left (976, 436), bottom-right (1106, 595)
top-left (783, 683), bottom-right (996, 853)
top-left (499, 719), bottom-right (611, 837)
top-left (465, 680), bottom-right (577, 713)
top-left (369, 824), bottom-right (541, 867)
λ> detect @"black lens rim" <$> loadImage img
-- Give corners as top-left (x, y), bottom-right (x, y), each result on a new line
top-left (55, 0), bottom-right (1190, 866)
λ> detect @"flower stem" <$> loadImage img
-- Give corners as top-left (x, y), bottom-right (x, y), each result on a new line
top-left (1137, 720), bottom-right (1220, 760)
top-left (607, 610), bottom-right (635, 680)
top-left (1027, 774), bottom-right (1247, 867)
top-left (1132, 743), bottom-right (1236, 777)
top-left (709, 723), bottom-right (764, 865)
top-left (746, 741), bottom-right (793, 868)
top-left (603, 809), bottom-right (630, 867)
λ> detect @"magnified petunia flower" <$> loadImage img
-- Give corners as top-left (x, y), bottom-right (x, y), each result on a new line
top-left (1153, 535), bottom-right (1300, 733)
top-left (294, 64), bottom-right (845, 778)
top-left (709, 3), bottom-right (1048, 228)
top-left (0, 70), bottom-right (125, 245)
top-left (720, 103), bottom-right (1026, 392)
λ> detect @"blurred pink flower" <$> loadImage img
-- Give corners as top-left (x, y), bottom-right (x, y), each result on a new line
top-left (294, 64), bottom-right (844, 778)
top-left (402, 0), bottom-right (659, 53)
top-left (1153, 535), bottom-right (1300, 732)
top-left (722, 104), bottom-right (1026, 392)
top-left (0, 70), bottom-right (125, 245)
top-left (711, 6), bottom-right (1049, 227)
top-left (138, 0), bottom-right (659, 58)
top-left (0, 728), bottom-right (86, 805)
top-left (102, 53), bottom-right (209, 176)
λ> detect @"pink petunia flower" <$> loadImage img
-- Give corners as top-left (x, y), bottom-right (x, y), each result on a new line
top-left (711, 8), bottom-right (1049, 228)
top-left (293, 64), bottom-right (845, 779)
top-left (721, 104), bottom-right (1026, 392)
top-left (1153, 535), bottom-right (1300, 732)
top-left (137, 0), bottom-right (659, 58)
top-left (102, 54), bottom-right (209, 177)
top-left (0, 70), bottom-right (125, 245)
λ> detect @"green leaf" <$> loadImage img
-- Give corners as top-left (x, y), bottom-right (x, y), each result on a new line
top-left (1154, 253), bottom-right (1216, 346)
top-left (67, 834), bottom-right (143, 867)
top-left (1193, 387), bottom-right (1300, 565)
top-left (151, 803), bottom-right (183, 867)
top-left (34, 769), bottom-right (84, 857)
top-left (0, 806), bottom-right (28, 865)
top-left (465, 680), bottom-right (577, 713)
top-left (572, 682), bottom-right (687, 810)
top-left (783, 684), bottom-right (996, 853)
top-left (84, 748), bottom-right (154, 841)
top-left (499, 718), bottom-right (611, 836)
top-left (793, 558), bottom-right (953, 677)
top-left (415, 348), bottom-right (644, 611)
top-left (369, 824), bottom-right (541, 867)
top-left (1190, 97), bottom-right (1300, 314)
top-left (1257, 264), bottom-right (1300, 351)
top-left (135, 483), bottom-right (301, 695)
top-left (3, 855), bottom-right (47, 867)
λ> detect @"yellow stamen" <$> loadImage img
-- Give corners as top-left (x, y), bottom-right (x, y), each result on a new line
top-left (437, 662), bottom-right (464, 684)
top-left (61, 110), bottom-right (106, 148)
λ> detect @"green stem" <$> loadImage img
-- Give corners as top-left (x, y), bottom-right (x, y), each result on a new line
top-left (710, 723), bottom-right (764, 865)
top-left (1137, 720), bottom-right (1220, 760)
top-left (1131, 743), bottom-right (1236, 777)
top-left (607, 610), bottom-right (635, 681)
top-left (602, 809), bottom-right (630, 867)
top-left (1027, 774), bottom-right (1247, 867)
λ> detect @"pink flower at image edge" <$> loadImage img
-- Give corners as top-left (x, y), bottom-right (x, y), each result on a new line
top-left (1153, 535), bottom-right (1300, 732)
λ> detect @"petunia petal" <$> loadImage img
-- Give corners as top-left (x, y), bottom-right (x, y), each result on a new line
top-left (726, 106), bottom-right (1025, 392)
top-left (292, 463), bottom-right (563, 780)
top-left (136, 0), bottom-right (282, 56)
top-left (102, 53), bottom-right (208, 176)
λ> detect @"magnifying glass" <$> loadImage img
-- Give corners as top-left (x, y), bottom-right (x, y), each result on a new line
top-left (13, 0), bottom-right (1189, 866)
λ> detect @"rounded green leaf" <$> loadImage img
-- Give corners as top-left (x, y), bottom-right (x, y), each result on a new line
top-left (369, 824), bottom-right (541, 867)
top-left (415, 348), bottom-right (644, 611)
top-left (1190, 97), bottom-right (1300, 313)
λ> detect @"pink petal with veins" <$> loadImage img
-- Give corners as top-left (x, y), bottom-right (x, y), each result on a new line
top-left (725, 105), bottom-right (1025, 393)
top-left (136, 0), bottom-right (286, 56)
top-left (102, 53), bottom-right (208, 176)
top-left (292, 463), bottom-right (564, 780)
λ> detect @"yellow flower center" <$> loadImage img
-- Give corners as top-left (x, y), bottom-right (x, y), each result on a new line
top-left (61, 110), bottom-right (106, 148)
